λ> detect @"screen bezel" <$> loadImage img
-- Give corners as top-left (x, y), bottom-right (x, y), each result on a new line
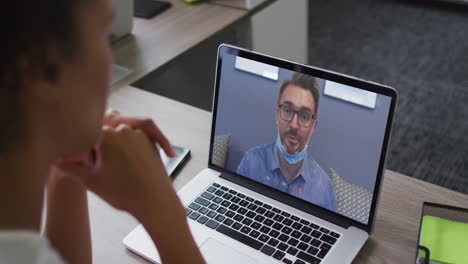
top-left (208, 44), bottom-right (398, 234)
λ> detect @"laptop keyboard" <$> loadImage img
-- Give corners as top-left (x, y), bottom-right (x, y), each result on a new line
top-left (185, 183), bottom-right (341, 264)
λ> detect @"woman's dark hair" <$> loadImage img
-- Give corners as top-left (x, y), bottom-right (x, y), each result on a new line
top-left (0, 0), bottom-right (88, 152)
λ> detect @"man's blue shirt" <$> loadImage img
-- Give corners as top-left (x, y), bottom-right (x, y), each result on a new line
top-left (237, 143), bottom-right (336, 212)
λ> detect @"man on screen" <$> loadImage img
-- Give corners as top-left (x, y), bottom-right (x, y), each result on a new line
top-left (237, 73), bottom-right (336, 211)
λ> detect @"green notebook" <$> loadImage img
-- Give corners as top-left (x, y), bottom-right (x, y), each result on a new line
top-left (419, 215), bottom-right (468, 264)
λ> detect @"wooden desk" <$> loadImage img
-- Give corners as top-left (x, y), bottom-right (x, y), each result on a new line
top-left (93, 85), bottom-right (468, 263)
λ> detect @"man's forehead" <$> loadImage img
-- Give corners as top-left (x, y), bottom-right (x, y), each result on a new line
top-left (279, 85), bottom-right (315, 111)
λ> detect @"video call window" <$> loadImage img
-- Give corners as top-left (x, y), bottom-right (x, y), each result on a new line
top-left (212, 54), bottom-right (392, 225)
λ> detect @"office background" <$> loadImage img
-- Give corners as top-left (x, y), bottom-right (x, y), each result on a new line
top-left (214, 53), bottom-right (392, 192)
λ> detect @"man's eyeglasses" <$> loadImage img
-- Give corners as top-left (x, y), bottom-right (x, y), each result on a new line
top-left (278, 104), bottom-right (315, 127)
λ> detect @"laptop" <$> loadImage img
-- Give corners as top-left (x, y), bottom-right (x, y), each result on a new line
top-left (123, 44), bottom-right (398, 264)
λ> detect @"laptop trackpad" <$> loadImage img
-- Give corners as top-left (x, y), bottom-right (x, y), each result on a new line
top-left (200, 238), bottom-right (258, 264)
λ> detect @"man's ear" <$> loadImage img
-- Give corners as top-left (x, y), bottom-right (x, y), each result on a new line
top-left (311, 119), bottom-right (318, 134)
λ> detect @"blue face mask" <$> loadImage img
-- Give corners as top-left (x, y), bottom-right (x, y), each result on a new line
top-left (276, 134), bottom-right (308, 164)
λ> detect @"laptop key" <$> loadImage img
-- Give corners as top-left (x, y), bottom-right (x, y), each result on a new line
top-left (264, 219), bottom-right (274, 226)
top-left (301, 226), bottom-right (312, 235)
top-left (263, 204), bottom-right (272, 209)
top-left (317, 246), bottom-right (330, 259)
top-left (319, 227), bottom-right (329, 234)
top-left (277, 242), bottom-right (288, 251)
top-left (205, 219), bottom-right (219, 229)
top-left (256, 207), bottom-right (267, 214)
top-left (287, 238), bottom-right (299, 247)
top-left (281, 211), bottom-right (291, 217)
top-left (267, 238), bottom-right (279, 247)
top-left (213, 197), bottom-right (223, 204)
top-left (310, 223), bottom-right (320, 229)
top-left (237, 193), bottom-right (246, 198)
top-left (292, 222), bottom-right (303, 230)
top-left (307, 246), bottom-right (319, 256)
top-left (221, 200), bottom-right (231, 207)
top-left (297, 251), bottom-right (321, 264)
top-left (251, 222), bottom-right (261, 230)
top-left (260, 245), bottom-right (275, 256)
top-left (259, 226), bottom-right (271, 234)
top-left (311, 238), bottom-right (321, 247)
top-left (207, 186), bottom-right (216, 193)
top-left (222, 193), bottom-right (233, 200)
top-left (330, 232), bottom-right (340, 239)
top-left (238, 208), bottom-right (248, 215)
top-left (320, 234), bottom-right (337, 245)
top-left (229, 189), bottom-right (237, 195)
top-left (300, 219), bottom-right (310, 226)
top-left (216, 207), bottom-right (227, 214)
top-left (240, 226), bottom-right (252, 234)
top-left (247, 204), bottom-right (258, 211)
top-left (225, 210), bottom-right (236, 218)
top-left (264, 211), bottom-right (275, 218)
top-left (223, 218), bottom-right (234, 226)
top-left (215, 215), bottom-right (225, 222)
top-left (282, 227), bottom-right (292, 235)
top-left (273, 250), bottom-right (286, 260)
top-left (245, 197), bottom-right (254, 202)
top-left (273, 223), bottom-right (284, 230)
top-left (269, 230), bottom-right (280, 238)
top-left (298, 242), bottom-right (309, 251)
top-left (198, 207), bottom-right (209, 215)
top-left (216, 225), bottom-right (263, 250)
top-left (254, 215), bottom-right (265, 223)
top-left (212, 183), bottom-right (220, 188)
top-left (234, 214), bottom-right (244, 222)
top-left (220, 186), bottom-right (229, 191)
top-left (246, 211), bottom-right (256, 219)
top-left (188, 203), bottom-right (201, 211)
top-left (214, 190), bottom-right (225, 196)
top-left (259, 234), bottom-right (269, 242)
top-left (311, 230), bottom-right (322, 238)
top-left (274, 215), bottom-right (285, 222)
top-left (283, 258), bottom-right (293, 264)
top-left (232, 222), bottom-right (242, 230)
top-left (230, 197), bottom-right (241, 204)
top-left (272, 208), bottom-right (281, 213)
top-left (186, 208), bottom-right (192, 216)
top-left (189, 212), bottom-right (200, 220)
top-left (229, 204), bottom-right (240, 211)
top-left (208, 203), bottom-right (218, 210)
top-left (197, 216), bottom-right (209, 224)
top-left (287, 247), bottom-right (298, 256)
top-left (300, 234), bottom-right (312, 243)
top-left (291, 230), bottom-right (302, 239)
top-left (201, 192), bottom-right (214, 200)
top-left (278, 234), bottom-right (289, 242)
top-left (283, 219), bottom-right (293, 226)
top-left (254, 200), bottom-right (263, 206)
top-left (294, 260), bottom-right (306, 264)
top-left (207, 211), bottom-right (217, 218)
top-left (249, 230), bottom-right (260, 238)
top-left (291, 215), bottom-right (300, 221)
top-left (242, 218), bottom-right (253, 226)
top-left (239, 200), bottom-right (249, 207)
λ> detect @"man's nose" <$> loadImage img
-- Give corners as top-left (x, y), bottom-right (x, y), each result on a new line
top-left (289, 113), bottom-right (299, 128)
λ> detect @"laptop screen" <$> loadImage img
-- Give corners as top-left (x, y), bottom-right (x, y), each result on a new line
top-left (211, 47), bottom-right (394, 225)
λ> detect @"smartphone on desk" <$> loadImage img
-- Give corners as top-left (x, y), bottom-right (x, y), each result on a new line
top-left (159, 145), bottom-right (190, 177)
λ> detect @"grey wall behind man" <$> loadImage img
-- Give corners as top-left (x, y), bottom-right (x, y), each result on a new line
top-left (214, 54), bottom-right (392, 192)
